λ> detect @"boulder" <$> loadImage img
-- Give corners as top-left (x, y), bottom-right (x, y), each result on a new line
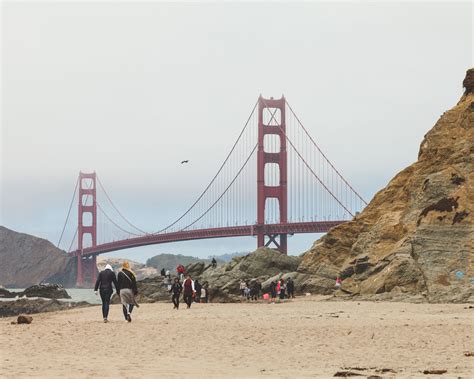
top-left (21, 284), bottom-right (71, 299)
top-left (17, 314), bottom-right (33, 324)
top-left (0, 287), bottom-right (17, 298)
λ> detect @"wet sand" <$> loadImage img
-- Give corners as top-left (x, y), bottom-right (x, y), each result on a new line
top-left (1, 296), bottom-right (472, 378)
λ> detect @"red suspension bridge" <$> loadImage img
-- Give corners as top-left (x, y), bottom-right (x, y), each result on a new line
top-left (57, 96), bottom-right (367, 287)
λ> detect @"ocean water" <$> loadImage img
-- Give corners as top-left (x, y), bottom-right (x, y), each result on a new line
top-left (4, 288), bottom-right (101, 304)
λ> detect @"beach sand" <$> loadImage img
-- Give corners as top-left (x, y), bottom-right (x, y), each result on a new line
top-left (1, 296), bottom-right (472, 378)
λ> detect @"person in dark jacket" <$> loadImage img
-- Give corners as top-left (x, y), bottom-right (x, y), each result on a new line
top-left (270, 281), bottom-right (277, 302)
top-left (117, 261), bottom-right (139, 322)
top-left (249, 280), bottom-right (258, 301)
top-left (169, 278), bottom-right (182, 309)
top-left (211, 257), bottom-right (217, 268)
top-left (256, 279), bottom-right (262, 299)
top-left (287, 277), bottom-right (295, 298)
top-left (94, 264), bottom-right (119, 322)
top-left (194, 279), bottom-right (202, 303)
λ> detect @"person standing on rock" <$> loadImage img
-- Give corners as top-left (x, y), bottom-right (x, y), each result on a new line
top-left (287, 277), bottom-right (295, 298)
top-left (182, 274), bottom-right (195, 309)
top-left (117, 261), bottom-right (139, 322)
top-left (94, 264), bottom-right (119, 323)
top-left (169, 278), bottom-right (182, 309)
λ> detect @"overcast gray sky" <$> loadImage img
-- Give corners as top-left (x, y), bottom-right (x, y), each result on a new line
top-left (1, 1), bottom-right (472, 262)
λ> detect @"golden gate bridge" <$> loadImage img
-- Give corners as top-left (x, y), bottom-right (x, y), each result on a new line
top-left (57, 96), bottom-right (367, 286)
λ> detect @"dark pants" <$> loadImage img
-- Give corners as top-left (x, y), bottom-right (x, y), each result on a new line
top-left (172, 293), bottom-right (180, 309)
top-left (122, 304), bottom-right (134, 319)
top-left (99, 289), bottom-right (112, 319)
top-left (288, 288), bottom-right (294, 298)
top-left (183, 291), bottom-right (193, 308)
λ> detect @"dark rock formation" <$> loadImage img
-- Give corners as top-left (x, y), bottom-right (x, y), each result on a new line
top-left (0, 299), bottom-right (90, 317)
top-left (0, 226), bottom-right (76, 288)
top-left (21, 284), bottom-right (71, 299)
top-left (137, 248), bottom-right (302, 303)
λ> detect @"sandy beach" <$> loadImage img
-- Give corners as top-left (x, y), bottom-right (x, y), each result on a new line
top-left (1, 296), bottom-right (473, 378)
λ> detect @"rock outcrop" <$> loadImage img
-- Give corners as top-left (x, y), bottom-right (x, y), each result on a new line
top-left (137, 248), bottom-right (302, 303)
top-left (0, 299), bottom-right (90, 317)
top-left (21, 284), bottom-right (71, 299)
top-left (0, 226), bottom-right (76, 288)
top-left (298, 69), bottom-right (474, 303)
top-left (0, 284), bottom-right (70, 299)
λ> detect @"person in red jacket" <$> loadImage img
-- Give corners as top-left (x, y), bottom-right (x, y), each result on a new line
top-left (176, 264), bottom-right (186, 281)
top-left (182, 274), bottom-right (195, 309)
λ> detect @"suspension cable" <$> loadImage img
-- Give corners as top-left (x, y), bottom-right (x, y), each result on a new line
top-left (96, 202), bottom-right (142, 237)
top-left (261, 99), bottom-right (355, 217)
top-left (285, 100), bottom-right (367, 205)
top-left (57, 177), bottom-right (79, 247)
top-left (96, 175), bottom-right (149, 235)
top-left (181, 143), bottom-right (258, 231)
top-left (153, 99), bottom-right (259, 234)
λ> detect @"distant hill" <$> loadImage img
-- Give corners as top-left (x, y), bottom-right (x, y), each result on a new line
top-left (0, 226), bottom-right (76, 288)
top-left (96, 257), bottom-right (158, 280)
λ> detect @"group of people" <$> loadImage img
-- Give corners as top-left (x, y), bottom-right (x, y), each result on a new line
top-left (94, 261), bottom-right (139, 323)
top-left (239, 277), bottom-right (295, 302)
top-left (168, 275), bottom-right (209, 309)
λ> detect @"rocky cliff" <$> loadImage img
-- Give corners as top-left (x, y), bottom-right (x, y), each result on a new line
top-left (0, 226), bottom-right (76, 288)
top-left (298, 69), bottom-right (474, 302)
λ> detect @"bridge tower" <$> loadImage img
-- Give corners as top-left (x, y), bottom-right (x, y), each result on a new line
top-left (76, 171), bottom-right (98, 287)
top-left (257, 96), bottom-right (288, 254)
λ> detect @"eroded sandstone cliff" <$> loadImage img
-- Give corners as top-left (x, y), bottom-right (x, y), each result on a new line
top-left (298, 69), bottom-right (474, 302)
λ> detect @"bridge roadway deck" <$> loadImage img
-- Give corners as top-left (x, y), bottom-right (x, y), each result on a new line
top-left (70, 221), bottom-right (345, 256)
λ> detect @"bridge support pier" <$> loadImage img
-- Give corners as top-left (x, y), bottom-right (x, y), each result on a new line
top-left (257, 96), bottom-right (288, 254)
top-left (76, 172), bottom-right (98, 287)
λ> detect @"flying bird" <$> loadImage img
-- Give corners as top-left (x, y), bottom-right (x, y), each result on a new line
top-left (181, 160), bottom-right (189, 164)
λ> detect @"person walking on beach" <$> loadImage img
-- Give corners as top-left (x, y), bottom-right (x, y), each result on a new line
top-left (287, 277), bottom-right (295, 298)
top-left (117, 261), bottom-right (139, 322)
top-left (202, 282), bottom-right (209, 303)
top-left (256, 279), bottom-right (262, 299)
top-left (182, 274), bottom-right (195, 309)
top-left (270, 281), bottom-right (277, 303)
top-left (249, 280), bottom-right (258, 301)
top-left (169, 278), bottom-right (182, 309)
top-left (94, 264), bottom-right (119, 323)
top-left (279, 278), bottom-right (286, 301)
top-left (239, 280), bottom-right (246, 297)
top-left (194, 279), bottom-right (202, 303)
